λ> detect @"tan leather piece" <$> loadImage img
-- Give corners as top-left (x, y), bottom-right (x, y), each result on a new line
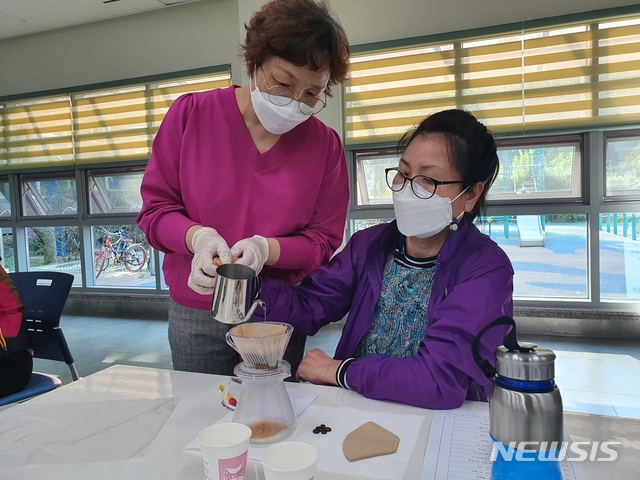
top-left (342, 421), bottom-right (400, 462)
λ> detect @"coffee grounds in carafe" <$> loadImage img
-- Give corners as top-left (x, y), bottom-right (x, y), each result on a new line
top-left (248, 421), bottom-right (288, 439)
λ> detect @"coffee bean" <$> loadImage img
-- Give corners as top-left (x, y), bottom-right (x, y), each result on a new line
top-left (313, 424), bottom-right (331, 434)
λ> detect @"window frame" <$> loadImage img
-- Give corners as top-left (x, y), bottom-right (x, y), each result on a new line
top-left (19, 171), bottom-right (79, 219)
top-left (86, 166), bottom-right (147, 217)
top-left (0, 66), bottom-right (230, 292)
top-left (490, 134), bottom-right (585, 205)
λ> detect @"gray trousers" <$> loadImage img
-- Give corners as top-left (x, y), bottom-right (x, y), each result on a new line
top-left (168, 299), bottom-right (306, 379)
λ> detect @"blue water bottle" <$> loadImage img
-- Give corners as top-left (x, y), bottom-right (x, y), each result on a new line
top-left (472, 317), bottom-right (563, 480)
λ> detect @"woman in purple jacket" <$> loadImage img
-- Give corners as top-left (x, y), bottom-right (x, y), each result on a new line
top-left (137, 0), bottom-right (350, 377)
top-left (259, 109), bottom-right (514, 409)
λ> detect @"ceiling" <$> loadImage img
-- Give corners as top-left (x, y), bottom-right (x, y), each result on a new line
top-left (0, 0), bottom-right (202, 41)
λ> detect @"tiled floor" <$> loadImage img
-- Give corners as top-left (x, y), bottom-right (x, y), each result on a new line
top-left (33, 315), bottom-right (640, 419)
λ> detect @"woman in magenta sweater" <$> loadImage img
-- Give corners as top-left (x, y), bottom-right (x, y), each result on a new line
top-left (137, 0), bottom-right (350, 376)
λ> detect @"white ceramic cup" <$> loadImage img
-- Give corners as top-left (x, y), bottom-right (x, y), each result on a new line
top-left (198, 422), bottom-right (252, 480)
top-left (261, 441), bottom-right (319, 480)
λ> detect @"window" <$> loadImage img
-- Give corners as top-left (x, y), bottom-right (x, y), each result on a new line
top-left (20, 174), bottom-right (77, 217)
top-left (351, 135), bottom-right (583, 208)
top-left (0, 229), bottom-right (13, 272)
top-left (88, 168), bottom-right (144, 214)
top-left (92, 224), bottom-right (153, 288)
top-left (491, 136), bottom-right (582, 202)
top-left (351, 218), bottom-right (394, 233)
top-left (354, 149), bottom-right (399, 206)
top-left (605, 132), bottom-right (640, 197)
top-left (26, 226), bottom-right (81, 286)
top-left (0, 177), bottom-right (10, 217)
top-left (481, 215), bottom-right (588, 299)
top-left (599, 213), bottom-right (640, 302)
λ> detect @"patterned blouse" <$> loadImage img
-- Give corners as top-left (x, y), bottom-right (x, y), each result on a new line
top-left (355, 239), bottom-right (437, 359)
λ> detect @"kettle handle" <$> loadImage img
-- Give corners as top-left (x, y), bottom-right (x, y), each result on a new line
top-left (254, 274), bottom-right (262, 300)
top-left (471, 316), bottom-right (534, 380)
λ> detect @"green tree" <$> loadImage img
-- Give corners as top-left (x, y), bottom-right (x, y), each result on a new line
top-left (31, 227), bottom-right (57, 265)
top-left (510, 149), bottom-right (536, 192)
top-left (606, 140), bottom-right (640, 190)
top-left (544, 147), bottom-right (572, 191)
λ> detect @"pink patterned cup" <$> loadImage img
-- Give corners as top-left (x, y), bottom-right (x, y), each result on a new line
top-left (198, 423), bottom-right (252, 480)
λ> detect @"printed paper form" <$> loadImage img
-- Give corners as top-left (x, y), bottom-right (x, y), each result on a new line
top-left (421, 410), bottom-right (586, 480)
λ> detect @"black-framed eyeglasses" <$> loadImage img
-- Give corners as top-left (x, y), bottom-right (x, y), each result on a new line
top-left (385, 167), bottom-right (464, 199)
top-left (259, 69), bottom-right (327, 115)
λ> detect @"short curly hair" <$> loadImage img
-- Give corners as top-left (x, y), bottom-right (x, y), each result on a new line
top-left (240, 0), bottom-right (350, 96)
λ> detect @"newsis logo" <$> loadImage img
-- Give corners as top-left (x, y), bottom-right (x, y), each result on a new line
top-left (491, 441), bottom-right (621, 462)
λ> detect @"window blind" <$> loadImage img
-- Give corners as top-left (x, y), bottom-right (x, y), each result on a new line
top-left (1, 96), bottom-right (74, 170)
top-left (73, 73), bottom-right (231, 165)
top-left (344, 12), bottom-right (640, 145)
top-left (1, 69), bottom-right (231, 171)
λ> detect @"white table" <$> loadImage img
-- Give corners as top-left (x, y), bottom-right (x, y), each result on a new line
top-left (0, 365), bottom-right (638, 480)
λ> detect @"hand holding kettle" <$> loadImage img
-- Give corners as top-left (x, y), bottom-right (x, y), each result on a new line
top-left (188, 227), bottom-right (233, 295)
top-left (230, 235), bottom-right (270, 275)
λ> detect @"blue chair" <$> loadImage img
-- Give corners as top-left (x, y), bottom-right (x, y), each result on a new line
top-left (8, 271), bottom-right (79, 381)
top-left (0, 372), bottom-right (62, 407)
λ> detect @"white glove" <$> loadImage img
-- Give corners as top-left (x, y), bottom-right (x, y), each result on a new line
top-left (187, 227), bottom-right (233, 295)
top-left (230, 235), bottom-right (269, 275)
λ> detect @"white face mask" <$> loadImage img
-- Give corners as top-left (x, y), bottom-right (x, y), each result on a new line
top-left (249, 74), bottom-right (312, 135)
top-left (393, 183), bottom-right (469, 238)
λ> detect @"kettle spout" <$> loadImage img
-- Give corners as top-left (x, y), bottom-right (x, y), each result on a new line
top-left (245, 299), bottom-right (266, 320)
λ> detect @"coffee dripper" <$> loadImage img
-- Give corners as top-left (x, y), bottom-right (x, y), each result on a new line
top-left (225, 322), bottom-right (297, 445)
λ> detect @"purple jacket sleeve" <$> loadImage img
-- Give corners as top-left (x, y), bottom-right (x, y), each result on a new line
top-left (260, 236), bottom-right (359, 331)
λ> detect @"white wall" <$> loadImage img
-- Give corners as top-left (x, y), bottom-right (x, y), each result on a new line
top-left (1, 0), bottom-right (639, 134)
top-left (242, 0), bottom-right (640, 46)
top-left (0, 0), bottom-right (241, 96)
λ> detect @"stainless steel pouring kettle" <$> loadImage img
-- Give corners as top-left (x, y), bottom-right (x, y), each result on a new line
top-left (210, 263), bottom-right (265, 324)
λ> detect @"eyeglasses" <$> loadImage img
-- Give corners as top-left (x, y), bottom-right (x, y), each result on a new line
top-left (259, 69), bottom-right (327, 115)
top-left (385, 167), bottom-right (464, 199)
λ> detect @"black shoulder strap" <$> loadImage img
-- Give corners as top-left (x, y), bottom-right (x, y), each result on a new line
top-left (471, 316), bottom-right (533, 380)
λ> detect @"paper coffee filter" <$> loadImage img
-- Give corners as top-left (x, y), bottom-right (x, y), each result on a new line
top-left (234, 323), bottom-right (288, 338)
top-left (227, 322), bottom-right (293, 369)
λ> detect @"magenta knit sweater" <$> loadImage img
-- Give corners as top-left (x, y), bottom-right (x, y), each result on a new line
top-left (137, 85), bottom-right (349, 310)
